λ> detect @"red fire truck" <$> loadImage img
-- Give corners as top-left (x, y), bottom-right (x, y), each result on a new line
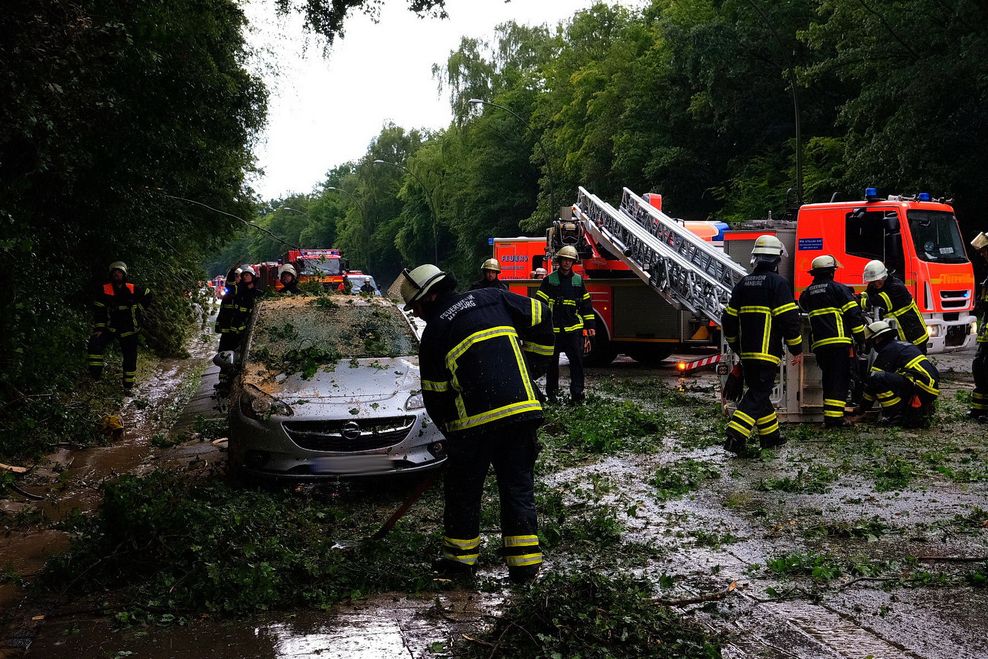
top-left (281, 248), bottom-right (347, 291)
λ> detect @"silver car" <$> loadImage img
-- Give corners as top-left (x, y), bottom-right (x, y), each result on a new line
top-left (225, 295), bottom-right (446, 478)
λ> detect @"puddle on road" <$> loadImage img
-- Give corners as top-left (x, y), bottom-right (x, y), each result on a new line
top-left (26, 591), bottom-right (499, 658)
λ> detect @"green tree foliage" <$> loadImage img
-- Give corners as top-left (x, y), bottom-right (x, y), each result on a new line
top-left (0, 0), bottom-right (265, 456)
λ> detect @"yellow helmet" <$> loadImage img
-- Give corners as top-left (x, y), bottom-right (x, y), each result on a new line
top-left (481, 258), bottom-right (501, 273)
top-left (400, 264), bottom-right (447, 310)
top-left (556, 245), bottom-right (579, 260)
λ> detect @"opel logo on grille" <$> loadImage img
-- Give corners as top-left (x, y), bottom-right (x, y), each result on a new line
top-left (341, 421), bottom-right (361, 440)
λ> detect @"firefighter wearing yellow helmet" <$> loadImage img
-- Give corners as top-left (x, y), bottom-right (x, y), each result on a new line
top-left (87, 261), bottom-right (153, 393)
top-left (851, 320), bottom-right (940, 427)
top-left (797, 254), bottom-right (866, 427)
top-left (721, 235), bottom-right (802, 454)
top-left (860, 259), bottom-right (929, 353)
top-left (469, 257), bottom-right (507, 291)
top-left (536, 244), bottom-right (595, 404)
top-left (401, 264), bottom-right (554, 584)
top-left (969, 232), bottom-right (988, 421)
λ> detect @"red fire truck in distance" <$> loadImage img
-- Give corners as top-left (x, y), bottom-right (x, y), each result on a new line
top-left (282, 248), bottom-right (347, 291)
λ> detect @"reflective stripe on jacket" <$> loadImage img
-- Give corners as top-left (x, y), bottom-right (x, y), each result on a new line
top-left (94, 281), bottom-right (152, 337)
top-left (419, 288), bottom-right (554, 435)
top-left (871, 339), bottom-right (940, 397)
top-left (977, 276), bottom-right (988, 343)
top-left (798, 278), bottom-right (866, 350)
top-left (721, 267), bottom-right (802, 365)
top-left (535, 271), bottom-right (595, 334)
top-left (862, 277), bottom-right (928, 348)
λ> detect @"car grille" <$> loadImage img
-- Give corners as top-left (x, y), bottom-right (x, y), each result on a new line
top-left (282, 416), bottom-right (415, 452)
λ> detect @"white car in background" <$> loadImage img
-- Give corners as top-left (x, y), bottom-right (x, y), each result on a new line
top-left (223, 294), bottom-right (445, 478)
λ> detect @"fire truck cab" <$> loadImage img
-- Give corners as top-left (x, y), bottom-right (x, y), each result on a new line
top-left (283, 248), bottom-right (347, 291)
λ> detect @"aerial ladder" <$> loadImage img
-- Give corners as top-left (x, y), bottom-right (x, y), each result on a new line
top-left (572, 186), bottom-right (825, 422)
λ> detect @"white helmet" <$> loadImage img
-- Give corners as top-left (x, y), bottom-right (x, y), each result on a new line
top-left (864, 320), bottom-right (896, 342)
top-left (108, 261), bottom-right (128, 277)
top-left (481, 258), bottom-right (501, 273)
top-left (277, 263), bottom-right (297, 278)
top-left (240, 265), bottom-right (257, 277)
top-left (750, 235), bottom-right (785, 265)
top-left (862, 260), bottom-right (888, 283)
top-left (534, 267), bottom-right (547, 277)
top-left (971, 231), bottom-right (988, 251)
top-left (809, 255), bottom-right (842, 272)
top-left (556, 245), bottom-right (579, 260)
top-left (400, 264), bottom-right (447, 310)
top-left (234, 267), bottom-right (243, 276)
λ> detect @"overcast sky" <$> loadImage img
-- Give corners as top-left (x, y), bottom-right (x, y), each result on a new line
top-left (245, 0), bottom-right (642, 200)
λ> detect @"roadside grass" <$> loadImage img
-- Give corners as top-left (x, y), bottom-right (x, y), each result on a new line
top-left (540, 394), bottom-right (667, 461)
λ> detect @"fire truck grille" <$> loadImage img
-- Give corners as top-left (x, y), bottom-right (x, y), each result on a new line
top-left (940, 290), bottom-right (969, 309)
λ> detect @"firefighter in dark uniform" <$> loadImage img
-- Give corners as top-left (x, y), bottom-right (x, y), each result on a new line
top-left (401, 264), bottom-right (554, 584)
top-left (277, 263), bottom-right (300, 294)
top-left (215, 265), bottom-right (262, 352)
top-left (536, 245), bottom-right (595, 404)
top-left (87, 261), bottom-right (152, 392)
top-left (468, 258), bottom-right (508, 291)
top-left (798, 255), bottom-right (867, 427)
top-left (970, 232), bottom-right (988, 421)
top-left (853, 320), bottom-right (940, 427)
top-left (721, 236), bottom-right (803, 454)
top-left (861, 259), bottom-right (929, 353)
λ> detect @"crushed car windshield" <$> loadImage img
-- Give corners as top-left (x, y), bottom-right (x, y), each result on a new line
top-left (247, 297), bottom-right (417, 379)
top-left (907, 210), bottom-right (969, 264)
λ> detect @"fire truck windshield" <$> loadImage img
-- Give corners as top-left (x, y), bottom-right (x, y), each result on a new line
top-left (907, 211), bottom-right (969, 264)
top-left (301, 258), bottom-right (342, 275)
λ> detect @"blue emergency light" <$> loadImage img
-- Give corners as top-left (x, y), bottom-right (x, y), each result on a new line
top-left (917, 192), bottom-right (931, 201)
top-left (865, 187), bottom-right (879, 200)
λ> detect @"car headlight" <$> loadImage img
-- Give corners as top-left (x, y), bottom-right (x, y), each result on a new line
top-left (405, 392), bottom-right (425, 410)
top-left (240, 385), bottom-right (294, 420)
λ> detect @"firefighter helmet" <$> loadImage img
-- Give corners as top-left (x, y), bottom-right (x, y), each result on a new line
top-left (809, 255), bottom-right (842, 272)
top-left (556, 245), bottom-right (579, 260)
top-left (277, 263), bottom-right (297, 278)
top-left (862, 260), bottom-right (888, 283)
top-left (971, 232), bottom-right (988, 251)
top-left (750, 235), bottom-right (785, 265)
top-left (864, 320), bottom-right (896, 343)
top-left (234, 267), bottom-right (243, 276)
top-left (400, 264), bottom-right (447, 310)
top-left (108, 261), bottom-right (128, 277)
top-left (481, 258), bottom-right (501, 273)
top-left (240, 265), bottom-right (257, 277)
top-left (534, 267), bottom-right (547, 278)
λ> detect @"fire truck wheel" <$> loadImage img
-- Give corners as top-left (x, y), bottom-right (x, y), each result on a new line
top-left (625, 344), bottom-right (673, 367)
top-left (584, 326), bottom-right (617, 367)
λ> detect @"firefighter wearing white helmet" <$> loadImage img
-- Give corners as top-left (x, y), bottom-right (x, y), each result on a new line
top-left (469, 258), bottom-right (507, 291)
top-left (88, 261), bottom-right (153, 392)
top-left (720, 235), bottom-right (803, 454)
top-left (969, 232), bottom-right (988, 421)
top-left (536, 244), bottom-right (595, 404)
top-left (798, 254), bottom-right (866, 428)
top-left (277, 263), bottom-right (300, 295)
top-left (851, 320), bottom-right (940, 427)
top-left (215, 263), bottom-right (263, 380)
top-left (860, 259), bottom-right (929, 353)
top-left (401, 264), bottom-right (554, 584)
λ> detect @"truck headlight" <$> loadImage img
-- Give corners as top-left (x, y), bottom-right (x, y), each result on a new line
top-left (971, 320), bottom-right (980, 336)
top-left (405, 392), bottom-right (425, 410)
top-left (926, 324), bottom-right (940, 338)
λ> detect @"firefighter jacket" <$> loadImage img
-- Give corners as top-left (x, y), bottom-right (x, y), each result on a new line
top-left (468, 278), bottom-right (508, 291)
top-left (215, 284), bottom-right (263, 335)
top-left (93, 281), bottom-right (152, 337)
top-left (418, 288), bottom-right (554, 435)
top-left (871, 340), bottom-right (940, 398)
top-left (798, 277), bottom-right (866, 350)
top-left (861, 276), bottom-right (928, 348)
top-left (721, 266), bottom-right (802, 365)
top-left (535, 271), bottom-right (595, 334)
top-left (977, 275), bottom-right (988, 343)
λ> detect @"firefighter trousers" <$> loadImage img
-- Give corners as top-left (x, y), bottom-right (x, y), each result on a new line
top-left (971, 342), bottom-right (988, 417)
top-left (726, 360), bottom-right (780, 446)
top-left (816, 344), bottom-right (851, 426)
top-left (546, 331), bottom-right (585, 399)
top-left (442, 422), bottom-right (542, 579)
top-left (87, 332), bottom-right (138, 390)
top-left (865, 371), bottom-right (936, 423)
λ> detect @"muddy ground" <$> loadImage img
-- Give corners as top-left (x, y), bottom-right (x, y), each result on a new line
top-left (1, 345), bottom-right (985, 658)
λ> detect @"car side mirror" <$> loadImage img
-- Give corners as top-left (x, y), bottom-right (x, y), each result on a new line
top-left (212, 350), bottom-right (238, 373)
top-left (883, 213), bottom-right (899, 233)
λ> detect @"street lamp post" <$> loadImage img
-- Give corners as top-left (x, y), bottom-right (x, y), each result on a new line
top-left (373, 159), bottom-right (439, 264)
top-left (469, 98), bottom-right (559, 227)
top-left (326, 186), bottom-right (372, 271)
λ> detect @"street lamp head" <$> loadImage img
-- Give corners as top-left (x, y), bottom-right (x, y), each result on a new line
top-left (326, 186), bottom-right (338, 191)
top-left (373, 159), bottom-right (386, 165)
top-left (468, 98), bottom-right (484, 105)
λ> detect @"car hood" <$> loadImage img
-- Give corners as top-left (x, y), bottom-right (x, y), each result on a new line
top-left (273, 356), bottom-right (420, 403)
